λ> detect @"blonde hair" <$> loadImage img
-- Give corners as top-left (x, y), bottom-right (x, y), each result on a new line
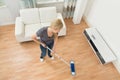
top-left (50, 19), bottom-right (63, 30)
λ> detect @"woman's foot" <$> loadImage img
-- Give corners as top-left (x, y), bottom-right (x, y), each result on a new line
top-left (40, 57), bottom-right (44, 62)
top-left (40, 58), bottom-right (44, 62)
top-left (50, 56), bottom-right (54, 60)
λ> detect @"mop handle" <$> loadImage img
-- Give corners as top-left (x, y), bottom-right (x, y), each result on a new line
top-left (46, 46), bottom-right (70, 66)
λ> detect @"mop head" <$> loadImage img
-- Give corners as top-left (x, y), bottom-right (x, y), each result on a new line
top-left (70, 60), bottom-right (76, 76)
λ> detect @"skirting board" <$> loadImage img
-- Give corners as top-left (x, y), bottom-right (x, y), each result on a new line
top-left (0, 21), bottom-right (15, 26)
top-left (113, 61), bottom-right (120, 73)
top-left (83, 15), bottom-right (120, 73)
top-left (83, 15), bottom-right (94, 28)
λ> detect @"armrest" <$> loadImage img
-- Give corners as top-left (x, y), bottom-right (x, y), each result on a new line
top-left (57, 13), bottom-right (66, 28)
top-left (57, 13), bottom-right (66, 36)
top-left (15, 17), bottom-right (25, 42)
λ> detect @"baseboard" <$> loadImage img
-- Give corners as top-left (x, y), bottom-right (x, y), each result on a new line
top-left (113, 61), bottom-right (120, 73)
top-left (83, 15), bottom-right (94, 28)
top-left (0, 21), bottom-right (15, 26)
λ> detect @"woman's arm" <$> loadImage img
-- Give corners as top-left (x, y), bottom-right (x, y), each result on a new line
top-left (31, 34), bottom-right (46, 47)
top-left (31, 34), bottom-right (40, 44)
top-left (52, 33), bottom-right (58, 52)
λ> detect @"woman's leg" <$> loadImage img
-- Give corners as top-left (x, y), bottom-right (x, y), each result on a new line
top-left (40, 45), bottom-right (47, 58)
top-left (47, 41), bottom-right (54, 57)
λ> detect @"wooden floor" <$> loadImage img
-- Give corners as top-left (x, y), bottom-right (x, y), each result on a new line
top-left (0, 19), bottom-right (120, 80)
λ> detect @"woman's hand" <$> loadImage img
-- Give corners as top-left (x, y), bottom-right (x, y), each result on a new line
top-left (52, 47), bottom-right (56, 53)
top-left (41, 43), bottom-right (46, 48)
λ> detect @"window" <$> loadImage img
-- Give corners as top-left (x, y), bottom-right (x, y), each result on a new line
top-left (37, 0), bottom-right (61, 3)
top-left (0, 0), bottom-right (5, 7)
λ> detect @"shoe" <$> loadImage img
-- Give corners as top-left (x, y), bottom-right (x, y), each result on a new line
top-left (40, 58), bottom-right (44, 62)
top-left (50, 56), bottom-right (54, 60)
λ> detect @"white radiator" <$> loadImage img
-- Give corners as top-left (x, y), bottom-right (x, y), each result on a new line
top-left (84, 28), bottom-right (116, 64)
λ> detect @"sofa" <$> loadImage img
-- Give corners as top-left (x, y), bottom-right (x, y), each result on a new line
top-left (15, 7), bottom-right (66, 42)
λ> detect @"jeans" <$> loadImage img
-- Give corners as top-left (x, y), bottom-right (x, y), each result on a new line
top-left (40, 41), bottom-right (54, 58)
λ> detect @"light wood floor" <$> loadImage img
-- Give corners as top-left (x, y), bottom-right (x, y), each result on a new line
top-left (0, 19), bottom-right (120, 80)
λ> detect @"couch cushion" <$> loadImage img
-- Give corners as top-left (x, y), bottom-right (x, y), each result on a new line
top-left (20, 8), bottom-right (40, 25)
top-left (39, 7), bottom-right (57, 23)
top-left (25, 23), bottom-right (43, 38)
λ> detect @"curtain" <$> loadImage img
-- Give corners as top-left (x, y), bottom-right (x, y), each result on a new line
top-left (63, 0), bottom-right (77, 19)
top-left (20, 0), bottom-right (37, 9)
top-left (73, 0), bottom-right (88, 24)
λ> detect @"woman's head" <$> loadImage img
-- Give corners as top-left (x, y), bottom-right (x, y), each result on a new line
top-left (50, 19), bottom-right (63, 33)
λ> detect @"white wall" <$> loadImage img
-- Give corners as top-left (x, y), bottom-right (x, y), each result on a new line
top-left (0, 6), bottom-right (14, 26)
top-left (84, 0), bottom-right (120, 73)
top-left (0, 0), bottom-right (20, 26)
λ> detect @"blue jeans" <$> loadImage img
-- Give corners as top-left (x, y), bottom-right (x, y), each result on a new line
top-left (40, 41), bottom-right (54, 58)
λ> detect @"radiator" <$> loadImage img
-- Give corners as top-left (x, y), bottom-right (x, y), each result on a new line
top-left (84, 28), bottom-right (116, 64)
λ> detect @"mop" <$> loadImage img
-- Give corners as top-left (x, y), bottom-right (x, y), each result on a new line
top-left (46, 46), bottom-right (76, 76)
